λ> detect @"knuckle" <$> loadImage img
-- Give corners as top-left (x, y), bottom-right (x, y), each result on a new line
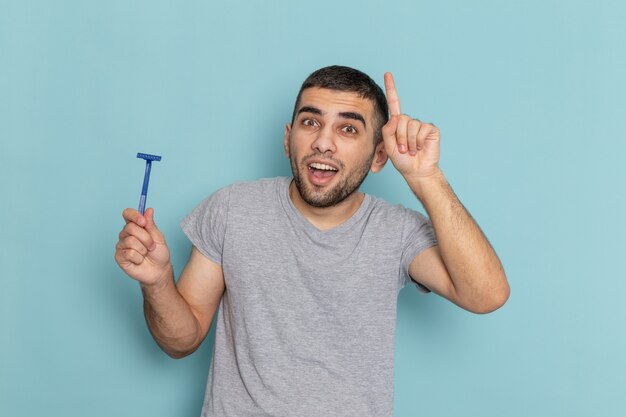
top-left (125, 249), bottom-right (140, 263)
top-left (133, 251), bottom-right (146, 264)
top-left (137, 242), bottom-right (149, 255)
top-left (125, 223), bottom-right (139, 235)
top-left (122, 223), bottom-right (133, 234)
top-left (124, 235), bottom-right (138, 249)
top-left (122, 208), bottom-right (133, 220)
top-left (121, 247), bottom-right (131, 257)
top-left (118, 250), bottom-right (129, 263)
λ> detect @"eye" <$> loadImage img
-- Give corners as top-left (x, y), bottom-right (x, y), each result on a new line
top-left (302, 118), bottom-right (319, 127)
top-left (341, 125), bottom-right (358, 135)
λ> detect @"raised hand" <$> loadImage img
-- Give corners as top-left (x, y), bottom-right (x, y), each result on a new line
top-left (114, 207), bottom-right (171, 287)
top-left (381, 72), bottom-right (441, 179)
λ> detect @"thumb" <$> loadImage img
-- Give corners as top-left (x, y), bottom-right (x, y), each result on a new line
top-left (144, 208), bottom-right (165, 243)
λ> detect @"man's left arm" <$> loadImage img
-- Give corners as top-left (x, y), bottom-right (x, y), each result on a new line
top-left (406, 170), bottom-right (509, 313)
top-left (381, 72), bottom-right (509, 314)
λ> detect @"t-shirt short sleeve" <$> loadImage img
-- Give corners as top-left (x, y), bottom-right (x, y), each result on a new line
top-left (399, 209), bottom-right (438, 292)
top-left (180, 186), bottom-right (231, 265)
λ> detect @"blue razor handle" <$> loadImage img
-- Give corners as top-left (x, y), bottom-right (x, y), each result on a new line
top-left (136, 153), bottom-right (162, 215)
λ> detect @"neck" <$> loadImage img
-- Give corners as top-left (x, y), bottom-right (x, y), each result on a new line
top-left (288, 180), bottom-right (364, 231)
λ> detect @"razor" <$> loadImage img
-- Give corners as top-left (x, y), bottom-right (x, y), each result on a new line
top-left (136, 153), bottom-right (162, 215)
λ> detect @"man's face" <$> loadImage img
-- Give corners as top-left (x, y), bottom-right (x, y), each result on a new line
top-left (284, 87), bottom-right (383, 208)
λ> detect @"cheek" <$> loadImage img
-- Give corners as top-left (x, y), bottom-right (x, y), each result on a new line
top-left (342, 143), bottom-right (374, 164)
top-left (290, 133), bottom-right (315, 154)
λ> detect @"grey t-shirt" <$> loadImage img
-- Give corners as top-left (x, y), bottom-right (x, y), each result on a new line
top-left (181, 177), bottom-right (437, 417)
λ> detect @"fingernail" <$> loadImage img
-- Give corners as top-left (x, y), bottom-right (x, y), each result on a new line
top-left (149, 243), bottom-right (157, 251)
top-left (409, 150), bottom-right (417, 156)
top-left (399, 144), bottom-right (407, 153)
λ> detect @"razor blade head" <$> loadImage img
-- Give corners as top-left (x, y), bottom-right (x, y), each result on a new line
top-left (137, 153), bottom-right (162, 162)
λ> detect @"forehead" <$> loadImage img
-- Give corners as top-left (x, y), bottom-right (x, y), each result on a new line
top-left (297, 87), bottom-right (374, 120)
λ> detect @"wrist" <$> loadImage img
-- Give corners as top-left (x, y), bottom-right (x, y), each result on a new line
top-left (140, 263), bottom-right (174, 295)
top-left (404, 168), bottom-right (446, 198)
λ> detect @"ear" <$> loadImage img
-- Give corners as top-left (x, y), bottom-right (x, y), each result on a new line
top-left (370, 141), bottom-right (388, 173)
top-left (283, 123), bottom-right (292, 158)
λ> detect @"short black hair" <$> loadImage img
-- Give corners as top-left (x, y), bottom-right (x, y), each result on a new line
top-left (291, 65), bottom-right (389, 146)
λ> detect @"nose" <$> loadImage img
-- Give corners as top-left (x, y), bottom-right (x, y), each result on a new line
top-left (311, 125), bottom-right (336, 154)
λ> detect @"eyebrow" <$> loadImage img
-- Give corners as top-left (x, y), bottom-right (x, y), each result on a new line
top-left (338, 112), bottom-right (366, 129)
top-left (297, 106), bottom-right (367, 129)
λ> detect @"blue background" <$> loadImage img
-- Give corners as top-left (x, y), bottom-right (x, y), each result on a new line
top-left (1, 1), bottom-right (624, 416)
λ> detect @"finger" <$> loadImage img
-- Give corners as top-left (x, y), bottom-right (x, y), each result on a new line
top-left (117, 235), bottom-right (149, 257)
top-left (417, 123), bottom-right (436, 150)
top-left (407, 119), bottom-right (421, 155)
top-left (123, 208), bottom-right (146, 227)
top-left (381, 115), bottom-right (399, 149)
top-left (118, 248), bottom-right (145, 265)
top-left (396, 115), bottom-right (409, 154)
top-left (384, 72), bottom-right (401, 116)
top-left (119, 222), bottom-right (155, 251)
top-left (144, 208), bottom-right (165, 245)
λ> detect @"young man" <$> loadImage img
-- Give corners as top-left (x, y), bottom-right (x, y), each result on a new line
top-left (115, 66), bottom-right (509, 417)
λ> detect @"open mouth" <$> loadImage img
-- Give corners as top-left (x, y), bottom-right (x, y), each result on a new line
top-left (308, 162), bottom-right (339, 186)
top-left (308, 162), bottom-right (339, 179)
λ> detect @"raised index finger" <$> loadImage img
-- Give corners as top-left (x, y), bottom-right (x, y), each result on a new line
top-left (384, 72), bottom-right (401, 116)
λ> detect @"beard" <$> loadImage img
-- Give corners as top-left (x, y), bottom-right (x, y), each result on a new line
top-left (290, 149), bottom-right (375, 208)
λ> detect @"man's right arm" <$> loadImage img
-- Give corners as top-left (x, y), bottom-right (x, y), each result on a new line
top-left (143, 247), bottom-right (225, 358)
top-left (115, 208), bottom-right (225, 359)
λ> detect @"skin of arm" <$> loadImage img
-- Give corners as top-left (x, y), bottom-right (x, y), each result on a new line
top-left (381, 72), bottom-right (509, 313)
top-left (115, 208), bottom-right (225, 358)
top-left (142, 248), bottom-right (225, 358)
top-left (406, 170), bottom-right (509, 313)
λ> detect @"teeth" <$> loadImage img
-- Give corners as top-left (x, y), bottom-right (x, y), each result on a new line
top-left (309, 162), bottom-right (338, 171)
